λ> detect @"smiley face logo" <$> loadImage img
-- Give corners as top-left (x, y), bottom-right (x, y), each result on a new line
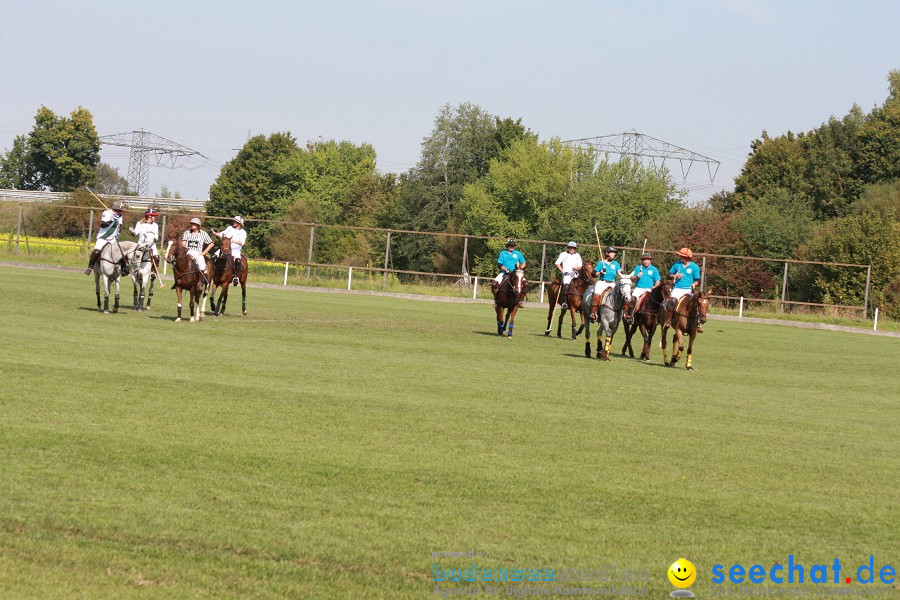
top-left (668, 558), bottom-right (696, 588)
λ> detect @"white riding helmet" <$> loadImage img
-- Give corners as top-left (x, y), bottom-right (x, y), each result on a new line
top-left (232, 216), bottom-right (244, 225)
top-left (567, 241), bottom-right (577, 249)
top-left (189, 217), bottom-right (202, 226)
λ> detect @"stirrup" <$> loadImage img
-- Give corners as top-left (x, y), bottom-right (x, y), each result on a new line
top-left (560, 302), bottom-right (568, 309)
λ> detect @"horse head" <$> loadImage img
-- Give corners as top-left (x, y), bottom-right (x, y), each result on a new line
top-left (580, 261), bottom-right (594, 282)
top-left (221, 236), bottom-right (232, 255)
top-left (512, 267), bottom-right (526, 294)
top-left (616, 272), bottom-right (633, 304)
top-left (696, 288), bottom-right (712, 325)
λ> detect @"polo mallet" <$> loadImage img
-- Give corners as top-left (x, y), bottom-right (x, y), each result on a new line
top-left (84, 185), bottom-right (109, 211)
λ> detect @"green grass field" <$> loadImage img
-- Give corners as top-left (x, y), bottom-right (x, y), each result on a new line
top-left (1, 266), bottom-right (898, 599)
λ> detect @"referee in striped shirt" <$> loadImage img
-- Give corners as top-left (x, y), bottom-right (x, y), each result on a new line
top-left (182, 217), bottom-right (214, 275)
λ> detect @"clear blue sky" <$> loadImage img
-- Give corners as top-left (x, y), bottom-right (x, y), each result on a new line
top-left (1, 0), bottom-right (898, 201)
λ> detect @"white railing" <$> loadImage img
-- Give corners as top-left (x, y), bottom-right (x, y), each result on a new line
top-left (0, 188), bottom-right (206, 211)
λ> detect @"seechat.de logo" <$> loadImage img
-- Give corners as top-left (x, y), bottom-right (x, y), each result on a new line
top-left (669, 558), bottom-right (697, 597)
top-left (711, 556), bottom-right (896, 585)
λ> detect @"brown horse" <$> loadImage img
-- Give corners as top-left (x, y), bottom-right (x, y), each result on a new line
top-left (545, 261), bottom-right (594, 339)
top-left (209, 237), bottom-right (248, 317)
top-left (493, 268), bottom-right (528, 337)
top-left (165, 239), bottom-right (212, 323)
top-left (659, 288), bottom-right (712, 370)
top-left (621, 283), bottom-right (668, 361)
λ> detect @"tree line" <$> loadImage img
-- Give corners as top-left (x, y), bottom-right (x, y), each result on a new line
top-left (2, 71), bottom-right (899, 316)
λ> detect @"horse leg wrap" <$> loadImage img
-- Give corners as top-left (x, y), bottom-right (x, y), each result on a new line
top-left (507, 323), bottom-right (514, 337)
top-left (604, 337), bottom-right (611, 352)
top-left (686, 354), bottom-right (693, 369)
top-left (177, 304), bottom-right (182, 320)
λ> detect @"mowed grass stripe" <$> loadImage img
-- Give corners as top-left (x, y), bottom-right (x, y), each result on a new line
top-left (1, 266), bottom-right (898, 598)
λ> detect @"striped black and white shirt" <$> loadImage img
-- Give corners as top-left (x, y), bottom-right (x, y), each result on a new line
top-left (182, 230), bottom-right (212, 251)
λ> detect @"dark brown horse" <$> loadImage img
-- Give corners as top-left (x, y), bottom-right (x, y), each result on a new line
top-left (659, 288), bottom-right (712, 370)
top-left (621, 283), bottom-right (668, 361)
top-left (545, 261), bottom-right (593, 339)
top-left (165, 239), bottom-right (211, 323)
top-left (209, 237), bottom-right (248, 317)
top-left (493, 268), bottom-right (528, 337)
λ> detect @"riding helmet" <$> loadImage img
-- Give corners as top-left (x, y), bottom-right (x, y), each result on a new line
top-left (111, 201), bottom-right (125, 211)
top-left (677, 247), bottom-right (693, 259)
top-left (567, 241), bottom-right (577, 248)
top-left (232, 216), bottom-right (245, 226)
top-left (641, 252), bottom-right (652, 259)
top-left (145, 208), bottom-right (158, 217)
top-left (604, 246), bottom-right (617, 254)
top-left (506, 239), bottom-right (517, 247)
top-left (190, 217), bottom-right (202, 226)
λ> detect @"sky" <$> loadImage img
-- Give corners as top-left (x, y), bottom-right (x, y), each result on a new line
top-left (1, 0), bottom-right (899, 202)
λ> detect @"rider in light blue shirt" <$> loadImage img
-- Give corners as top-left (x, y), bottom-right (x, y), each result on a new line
top-left (663, 247), bottom-right (703, 332)
top-left (624, 252), bottom-right (660, 321)
top-left (493, 238), bottom-right (526, 290)
top-left (592, 246), bottom-right (621, 298)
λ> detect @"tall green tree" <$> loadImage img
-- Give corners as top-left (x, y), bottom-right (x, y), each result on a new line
top-left (94, 163), bottom-right (129, 195)
top-left (458, 137), bottom-right (682, 275)
top-left (268, 139), bottom-right (396, 265)
top-left (207, 132), bottom-right (299, 257)
top-left (391, 103), bottom-right (534, 272)
top-left (0, 106), bottom-right (100, 191)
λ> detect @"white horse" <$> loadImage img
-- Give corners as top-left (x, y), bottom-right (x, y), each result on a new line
top-left (582, 274), bottom-right (633, 360)
top-left (91, 240), bottom-right (137, 313)
top-left (129, 241), bottom-right (160, 311)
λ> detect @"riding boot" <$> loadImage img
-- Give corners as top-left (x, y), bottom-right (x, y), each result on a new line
top-left (232, 257), bottom-right (241, 286)
top-left (85, 249), bottom-right (101, 275)
top-left (560, 283), bottom-right (570, 309)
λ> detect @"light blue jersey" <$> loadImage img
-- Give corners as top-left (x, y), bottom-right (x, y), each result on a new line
top-left (670, 261), bottom-right (701, 289)
top-left (630, 264), bottom-right (660, 289)
top-left (497, 249), bottom-right (525, 271)
top-left (593, 260), bottom-right (621, 282)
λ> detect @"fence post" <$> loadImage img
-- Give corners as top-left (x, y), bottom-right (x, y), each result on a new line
top-left (15, 204), bottom-right (23, 253)
top-left (540, 281), bottom-right (545, 304)
top-left (739, 296), bottom-right (744, 319)
top-left (348, 266), bottom-right (353, 290)
top-left (87, 208), bottom-right (95, 258)
top-left (383, 230), bottom-right (391, 289)
top-left (462, 236), bottom-right (468, 278)
top-left (873, 307), bottom-right (879, 331)
top-left (283, 261), bottom-right (289, 286)
top-left (306, 225), bottom-right (315, 279)
top-left (700, 255), bottom-right (706, 291)
top-left (864, 265), bottom-right (872, 318)
top-left (539, 243), bottom-right (547, 286)
top-left (780, 262), bottom-right (789, 313)
top-left (473, 276), bottom-right (478, 299)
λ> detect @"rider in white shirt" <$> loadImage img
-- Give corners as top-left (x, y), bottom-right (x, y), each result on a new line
top-left (85, 201), bottom-right (129, 275)
top-left (130, 208), bottom-right (160, 278)
top-left (554, 241), bottom-right (583, 309)
top-left (212, 216), bottom-right (247, 286)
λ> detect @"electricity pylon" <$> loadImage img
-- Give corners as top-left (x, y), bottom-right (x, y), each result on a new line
top-left (564, 131), bottom-right (721, 182)
top-left (99, 129), bottom-right (207, 196)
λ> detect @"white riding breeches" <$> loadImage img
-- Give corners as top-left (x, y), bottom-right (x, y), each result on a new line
top-left (562, 272), bottom-right (576, 285)
top-left (670, 287), bottom-right (692, 302)
top-left (595, 280), bottom-right (615, 297)
top-left (494, 273), bottom-right (505, 283)
top-left (93, 239), bottom-right (116, 251)
top-left (187, 249), bottom-right (206, 271)
top-left (633, 287), bottom-right (650, 302)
